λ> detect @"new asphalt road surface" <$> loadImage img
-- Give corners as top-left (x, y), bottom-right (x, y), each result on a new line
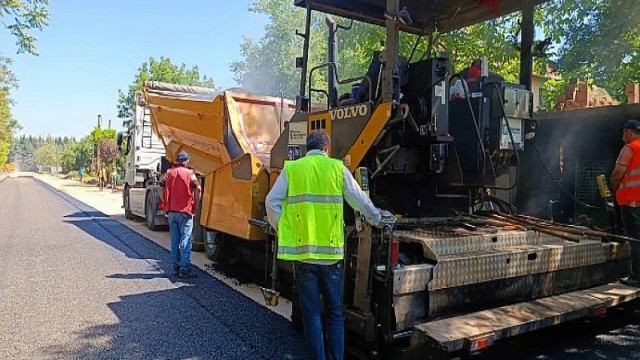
top-left (0, 176), bottom-right (306, 359)
top-left (1, 175), bottom-right (639, 360)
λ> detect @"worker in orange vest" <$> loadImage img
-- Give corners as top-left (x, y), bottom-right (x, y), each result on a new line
top-left (611, 119), bottom-right (640, 287)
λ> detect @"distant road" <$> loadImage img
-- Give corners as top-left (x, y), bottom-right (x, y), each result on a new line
top-left (0, 176), bottom-right (306, 360)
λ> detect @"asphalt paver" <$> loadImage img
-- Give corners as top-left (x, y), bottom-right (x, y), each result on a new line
top-left (0, 176), bottom-right (306, 359)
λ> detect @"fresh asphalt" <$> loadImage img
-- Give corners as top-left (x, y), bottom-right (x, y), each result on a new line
top-left (1, 175), bottom-right (639, 360)
top-left (0, 176), bottom-right (306, 360)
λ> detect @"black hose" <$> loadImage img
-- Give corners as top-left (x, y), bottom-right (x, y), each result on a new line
top-left (449, 74), bottom-right (490, 186)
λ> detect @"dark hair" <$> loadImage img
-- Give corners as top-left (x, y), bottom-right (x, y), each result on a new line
top-left (306, 130), bottom-right (331, 151)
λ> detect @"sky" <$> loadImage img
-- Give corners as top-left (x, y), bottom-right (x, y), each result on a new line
top-left (1, 0), bottom-right (269, 138)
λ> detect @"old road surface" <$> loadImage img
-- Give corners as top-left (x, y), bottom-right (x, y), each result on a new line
top-left (0, 176), bottom-right (306, 360)
top-left (1, 175), bottom-right (639, 360)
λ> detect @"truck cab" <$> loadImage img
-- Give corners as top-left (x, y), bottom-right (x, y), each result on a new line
top-left (119, 92), bottom-right (168, 230)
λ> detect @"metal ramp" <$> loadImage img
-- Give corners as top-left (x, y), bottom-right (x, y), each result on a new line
top-left (410, 283), bottom-right (640, 353)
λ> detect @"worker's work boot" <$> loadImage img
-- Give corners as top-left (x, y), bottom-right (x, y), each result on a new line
top-left (171, 267), bottom-right (180, 276)
top-left (179, 270), bottom-right (197, 279)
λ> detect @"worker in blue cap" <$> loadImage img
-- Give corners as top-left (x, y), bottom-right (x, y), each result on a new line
top-left (164, 150), bottom-right (201, 278)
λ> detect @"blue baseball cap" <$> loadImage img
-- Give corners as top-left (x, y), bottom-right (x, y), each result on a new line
top-left (176, 151), bottom-right (190, 162)
top-left (622, 119), bottom-right (640, 131)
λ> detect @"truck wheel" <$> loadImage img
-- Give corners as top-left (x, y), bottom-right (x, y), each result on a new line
top-left (146, 194), bottom-right (160, 231)
top-left (204, 229), bottom-right (223, 261)
top-left (123, 187), bottom-right (134, 220)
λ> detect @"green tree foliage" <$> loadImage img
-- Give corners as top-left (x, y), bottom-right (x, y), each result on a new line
top-left (89, 126), bottom-right (116, 143)
top-left (117, 56), bottom-right (216, 119)
top-left (34, 140), bottom-right (61, 171)
top-left (233, 1), bottom-right (639, 108)
top-left (0, 87), bottom-right (18, 167)
top-left (0, 58), bottom-right (20, 169)
top-left (60, 138), bottom-right (92, 172)
top-left (1, 0), bottom-right (50, 55)
top-left (231, 1), bottom-right (524, 101)
top-left (8, 134), bottom-right (42, 171)
top-left (541, 0), bottom-right (640, 101)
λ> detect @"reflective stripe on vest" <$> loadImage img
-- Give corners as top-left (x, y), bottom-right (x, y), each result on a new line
top-left (278, 245), bottom-right (344, 256)
top-left (288, 194), bottom-right (343, 204)
top-left (626, 168), bottom-right (640, 178)
top-left (277, 154), bottom-right (345, 261)
top-left (617, 139), bottom-right (640, 206)
top-left (620, 179), bottom-right (640, 189)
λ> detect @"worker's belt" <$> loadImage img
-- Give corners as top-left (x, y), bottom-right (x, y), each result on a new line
top-left (623, 201), bottom-right (640, 208)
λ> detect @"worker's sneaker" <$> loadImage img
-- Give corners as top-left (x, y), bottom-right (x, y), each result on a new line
top-left (621, 277), bottom-right (640, 287)
top-left (179, 270), bottom-right (198, 279)
top-left (171, 267), bottom-right (180, 276)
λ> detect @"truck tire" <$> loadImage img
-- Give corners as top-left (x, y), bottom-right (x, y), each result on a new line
top-left (146, 193), bottom-right (160, 231)
top-left (123, 187), bottom-right (134, 220)
top-left (204, 229), bottom-right (223, 261)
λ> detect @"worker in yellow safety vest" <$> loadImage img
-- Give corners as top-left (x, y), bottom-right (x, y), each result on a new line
top-left (611, 119), bottom-right (640, 287)
top-left (266, 129), bottom-right (381, 360)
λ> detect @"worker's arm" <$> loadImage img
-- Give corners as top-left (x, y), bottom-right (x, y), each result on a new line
top-left (266, 170), bottom-right (288, 230)
top-left (191, 172), bottom-right (202, 206)
top-left (611, 146), bottom-right (633, 191)
top-left (163, 171), bottom-right (171, 212)
top-left (342, 166), bottom-right (382, 225)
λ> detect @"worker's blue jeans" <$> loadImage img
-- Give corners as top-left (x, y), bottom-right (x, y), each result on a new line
top-left (621, 206), bottom-right (640, 280)
top-left (294, 261), bottom-right (344, 360)
top-left (168, 211), bottom-right (193, 272)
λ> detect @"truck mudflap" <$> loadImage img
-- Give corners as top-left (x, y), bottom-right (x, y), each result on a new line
top-left (407, 283), bottom-right (640, 357)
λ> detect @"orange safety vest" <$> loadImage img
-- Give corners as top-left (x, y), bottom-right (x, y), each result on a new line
top-left (617, 139), bottom-right (640, 206)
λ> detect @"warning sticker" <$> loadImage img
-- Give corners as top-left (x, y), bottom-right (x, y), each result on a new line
top-left (288, 122), bottom-right (308, 145)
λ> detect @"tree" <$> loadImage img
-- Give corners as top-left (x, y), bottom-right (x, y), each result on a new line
top-left (34, 140), bottom-right (60, 171)
top-left (541, 0), bottom-right (640, 102)
top-left (1, 0), bottom-right (50, 55)
top-left (0, 87), bottom-right (19, 168)
top-left (233, 1), bottom-right (639, 108)
top-left (230, 1), bottom-right (524, 101)
top-left (60, 138), bottom-right (92, 173)
top-left (99, 138), bottom-right (119, 167)
top-left (117, 56), bottom-right (216, 119)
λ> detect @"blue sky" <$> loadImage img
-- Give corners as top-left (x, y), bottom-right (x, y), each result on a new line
top-left (2, 0), bottom-right (269, 138)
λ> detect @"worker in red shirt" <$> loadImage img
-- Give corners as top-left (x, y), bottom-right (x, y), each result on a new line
top-left (611, 119), bottom-right (640, 286)
top-left (164, 151), bottom-right (201, 278)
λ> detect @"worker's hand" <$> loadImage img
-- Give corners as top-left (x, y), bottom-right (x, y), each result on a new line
top-left (377, 209), bottom-right (396, 227)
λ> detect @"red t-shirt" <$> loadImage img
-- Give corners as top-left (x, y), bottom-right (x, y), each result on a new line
top-left (164, 165), bottom-right (196, 216)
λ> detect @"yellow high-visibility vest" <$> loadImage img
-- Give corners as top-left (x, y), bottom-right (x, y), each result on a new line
top-left (278, 154), bottom-right (344, 261)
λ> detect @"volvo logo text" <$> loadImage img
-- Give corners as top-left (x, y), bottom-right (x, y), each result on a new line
top-left (330, 104), bottom-right (368, 120)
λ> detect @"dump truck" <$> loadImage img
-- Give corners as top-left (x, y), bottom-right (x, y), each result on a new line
top-left (143, 82), bottom-right (296, 260)
top-left (142, 1), bottom-right (640, 358)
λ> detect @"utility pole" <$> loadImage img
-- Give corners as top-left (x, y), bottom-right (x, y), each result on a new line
top-left (97, 114), bottom-right (103, 190)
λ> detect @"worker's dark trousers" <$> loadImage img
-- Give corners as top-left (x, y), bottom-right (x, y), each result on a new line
top-left (294, 261), bottom-right (344, 360)
top-left (620, 206), bottom-right (640, 280)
